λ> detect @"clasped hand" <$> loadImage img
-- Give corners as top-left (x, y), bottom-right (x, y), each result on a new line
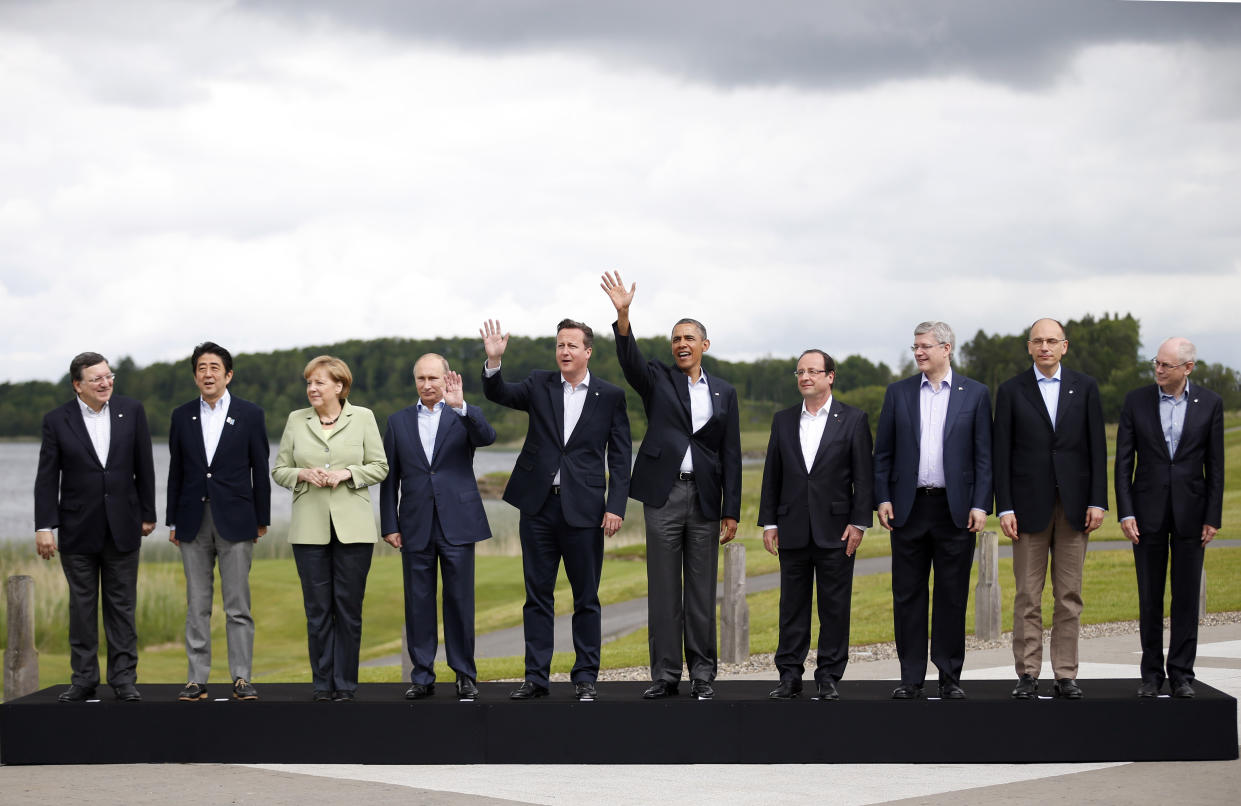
top-left (298, 467), bottom-right (351, 488)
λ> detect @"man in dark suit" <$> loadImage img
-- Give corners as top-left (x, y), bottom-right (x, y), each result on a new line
top-left (600, 271), bottom-right (741, 701)
top-left (35, 352), bottom-right (156, 702)
top-left (874, 321), bottom-right (992, 700)
top-left (480, 317), bottom-right (631, 702)
top-left (759, 349), bottom-right (873, 701)
top-left (994, 317), bottom-right (1107, 700)
top-left (381, 354), bottom-right (497, 701)
top-left (1116, 337), bottom-right (1224, 699)
top-left (166, 342), bottom-right (270, 702)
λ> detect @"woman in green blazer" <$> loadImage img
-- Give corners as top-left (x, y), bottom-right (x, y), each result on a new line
top-left (273, 355), bottom-right (388, 701)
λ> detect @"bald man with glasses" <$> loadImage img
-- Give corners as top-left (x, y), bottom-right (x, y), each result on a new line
top-left (1116, 337), bottom-right (1224, 699)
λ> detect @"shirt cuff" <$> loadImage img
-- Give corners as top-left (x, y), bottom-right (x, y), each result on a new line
top-left (762, 524), bottom-right (777, 532)
top-left (998, 510), bottom-right (1014, 518)
top-left (483, 362), bottom-right (500, 377)
top-left (453, 402), bottom-right (467, 416)
top-left (1120, 516), bottom-right (1135, 522)
top-left (1088, 505), bottom-right (1107, 512)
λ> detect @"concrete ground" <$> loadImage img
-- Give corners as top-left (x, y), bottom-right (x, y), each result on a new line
top-left (3, 623), bottom-right (1239, 805)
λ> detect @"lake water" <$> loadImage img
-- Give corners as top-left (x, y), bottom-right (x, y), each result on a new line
top-left (0, 441), bottom-right (523, 543)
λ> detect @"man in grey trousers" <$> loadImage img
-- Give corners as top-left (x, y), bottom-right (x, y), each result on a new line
top-left (602, 271), bottom-right (742, 700)
top-left (166, 341), bottom-right (271, 701)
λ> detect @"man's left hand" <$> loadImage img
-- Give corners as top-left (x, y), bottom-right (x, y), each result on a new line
top-left (444, 370), bottom-right (465, 409)
top-left (1202, 524), bottom-right (1218, 546)
top-left (967, 509), bottom-right (987, 533)
top-left (141, 522), bottom-right (156, 537)
top-left (602, 513), bottom-right (623, 537)
top-left (1084, 507), bottom-right (1105, 534)
top-left (719, 517), bottom-right (738, 544)
top-left (841, 525), bottom-right (864, 557)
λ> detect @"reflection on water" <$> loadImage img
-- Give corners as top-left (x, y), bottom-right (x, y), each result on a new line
top-left (1, 442), bottom-right (647, 556)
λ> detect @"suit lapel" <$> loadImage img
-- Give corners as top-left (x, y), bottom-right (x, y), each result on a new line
top-left (546, 375), bottom-right (567, 444)
top-left (430, 405), bottom-right (454, 466)
top-left (943, 377), bottom-right (966, 441)
top-left (211, 399), bottom-right (239, 463)
top-left (701, 373), bottom-right (727, 435)
top-left (105, 400), bottom-right (128, 467)
top-left (1141, 385), bottom-right (1172, 461)
top-left (1020, 371), bottom-right (1055, 432)
top-left (810, 400), bottom-right (845, 471)
top-left (568, 384), bottom-right (602, 447)
top-left (325, 401), bottom-right (354, 441)
top-left (1055, 370), bottom-right (1078, 430)
top-left (904, 377), bottom-right (922, 443)
top-left (63, 401), bottom-right (102, 468)
top-left (674, 370), bottom-right (693, 424)
top-left (188, 407), bottom-right (210, 466)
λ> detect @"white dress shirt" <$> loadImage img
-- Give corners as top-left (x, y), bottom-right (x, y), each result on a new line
top-left (916, 369), bottom-right (952, 489)
top-left (416, 398), bottom-right (467, 464)
top-left (681, 370), bottom-right (714, 473)
top-left (78, 396), bottom-right (111, 468)
top-left (557, 371), bottom-right (591, 485)
top-left (200, 389), bottom-right (231, 466)
top-left (1035, 364), bottom-right (1062, 427)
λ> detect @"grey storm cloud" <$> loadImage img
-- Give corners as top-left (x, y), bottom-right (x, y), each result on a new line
top-left (242, 0), bottom-right (1241, 90)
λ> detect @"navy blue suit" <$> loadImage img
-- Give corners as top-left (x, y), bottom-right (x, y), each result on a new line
top-left (874, 372), bottom-right (993, 687)
top-left (381, 401), bottom-right (497, 685)
top-left (34, 395), bottom-right (156, 688)
top-left (483, 366), bottom-right (631, 686)
top-left (1116, 382), bottom-right (1224, 687)
top-left (166, 396), bottom-right (271, 543)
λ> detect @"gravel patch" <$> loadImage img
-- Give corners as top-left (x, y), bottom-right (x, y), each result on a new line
top-left (569, 611), bottom-right (1241, 683)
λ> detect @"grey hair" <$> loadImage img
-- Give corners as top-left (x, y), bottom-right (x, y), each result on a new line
top-left (913, 321), bottom-right (955, 356)
top-left (672, 318), bottom-right (707, 341)
top-left (413, 353), bottom-right (451, 376)
top-left (1027, 317), bottom-right (1067, 340)
top-left (1163, 338), bottom-right (1197, 364)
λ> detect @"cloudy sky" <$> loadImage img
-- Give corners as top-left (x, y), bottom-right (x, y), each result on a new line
top-left (2, 0), bottom-right (1239, 384)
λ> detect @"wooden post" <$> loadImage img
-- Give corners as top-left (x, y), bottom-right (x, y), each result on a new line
top-left (974, 531), bottom-right (1002, 641)
top-left (400, 623), bottom-right (413, 684)
top-left (4, 575), bottom-right (39, 701)
top-left (719, 542), bottom-right (749, 664)
top-left (1199, 566), bottom-right (1207, 621)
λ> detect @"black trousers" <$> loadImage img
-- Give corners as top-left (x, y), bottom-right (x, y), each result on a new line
top-left (890, 494), bottom-right (976, 687)
top-left (519, 491), bottom-right (604, 687)
top-left (291, 524), bottom-right (374, 693)
top-left (60, 536), bottom-right (140, 688)
top-left (1133, 502), bottom-right (1205, 686)
top-left (774, 542), bottom-right (855, 684)
top-left (402, 509), bottom-right (477, 685)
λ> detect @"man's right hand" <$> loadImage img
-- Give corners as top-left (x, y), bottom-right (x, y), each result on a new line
top-left (35, 531), bottom-right (56, 560)
top-left (169, 529), bottom-right (179, 546)
top-left (1000, 512), bottom-right (1020, 541)
top-left (1121, 519), bottom-right (1140, 545)
top-left (383, 532), bottom-right (402, 549)
top-left (763, 528), bottom-right (779, 556)
top-left (480, 319), bottom-right (509, 368)
top-left (877, 502), bottom-right (894, 531)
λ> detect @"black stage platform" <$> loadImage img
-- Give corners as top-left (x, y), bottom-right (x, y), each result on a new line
top-left (2, 680), bottom-right (1236, 765)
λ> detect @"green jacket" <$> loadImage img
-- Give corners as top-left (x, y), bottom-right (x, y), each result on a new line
top-left (272, 401), bottom-right (389, 544)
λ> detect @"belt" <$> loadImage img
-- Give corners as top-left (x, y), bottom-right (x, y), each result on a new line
top-left (916, 486), bottom-right (946, 497)
top-left (677, 472), bottom-right (695, 481)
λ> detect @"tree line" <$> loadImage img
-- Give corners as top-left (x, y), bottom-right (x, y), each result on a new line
top-left (1, 313), bottom-right (1236, 444)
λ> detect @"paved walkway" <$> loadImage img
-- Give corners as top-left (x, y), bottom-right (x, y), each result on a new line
top-left (4, 622), bottom-right (1239, 805)
top-left (364, 537), bottom-right (1241, 666)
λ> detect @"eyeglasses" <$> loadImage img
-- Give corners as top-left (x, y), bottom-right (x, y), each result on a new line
top-left (1151, 359), bottom-right (1190, 371)
top-left (1028, 338), bottom-right (1065, 347)
top-left (82, 373), bottom-right (116, 386)
top-left (793, 369), bottom-right (831, 378)
top-left (909, 342), bottom-right (946, 353)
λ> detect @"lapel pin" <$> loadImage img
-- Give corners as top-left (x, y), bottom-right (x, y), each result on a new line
top-left (1194, 398), bottom-right (1199, 403)
top-left (118, 413), bottom-right (124, 418)
top-left (191, 416), bottom-right (198, 421)
top-left (833, 412), bottom-right (839, 418)
top-left (957, 386), bottom-right (963, 391)
top-left (226, 417), bottom-right (235, 425)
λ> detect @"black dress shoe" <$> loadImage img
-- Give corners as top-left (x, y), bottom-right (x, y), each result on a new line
top-left (690, 679), bottom-right (714, 700)
top-left (333, 690), bottom-right (356, 702)
top-left (232, 678), bottom-right (258, 701)
top-left (891, 683), bottom-right (922, 700)
top-left (1011, 674), bottom-right (1038, 699)
top-left (1137, 681), bottom-right (1161, 698)
top-left (405, 683), bottom-right (435, 700)
top-left (178, 682), bottom-right (208, 702)
top-left (817, 680), bottom-right (840, 701)
top-left (510, 681), bottom-right (549, 700)
top-left (1172, 681), bottom-right (1195, 699)
top-left (1054, 678), bottom-right (1083, 699)
top-left (642, 680), bottom-right (679, 699)
top-left (312, 689), bottom-right (333, 702)
top-left (456, 676), bottom-right (478, 700)
top-left (938, 682), bottom-right (966, 700)
top-left (58, 684), bottom-right (96, 703)
top-left (768, 679), bottom-right (803, 700)
top-left (114, 683), bottom-right (142, 702)
top-left (574, 681), bottom-right (597, 701)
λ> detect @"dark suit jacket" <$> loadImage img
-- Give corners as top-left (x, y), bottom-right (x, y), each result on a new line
top-left (1115, 382), bottom-right (1224, 536)
top-left (612, 324), bottom-right (741, 520)
top-left (758, 400), bottom-right (874, 549)
top-left (873, 372), bottom-right (993, 529)
top-left (994, 366), bottom-right (1107, 533)
top-left (482, 367), bottom-right (631, 528)
top-left (380, 401), bottom-right (497, 551)
top-left (34, 395), bottom-right (157, 553)
top-left (166, 395), bottom-right (271, 543)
